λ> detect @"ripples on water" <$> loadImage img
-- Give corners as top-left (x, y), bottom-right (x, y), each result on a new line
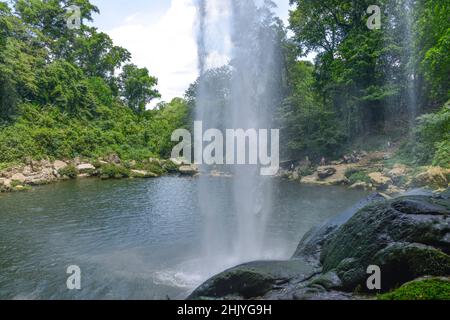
top-left (0, 177), bottom-right (368, 299)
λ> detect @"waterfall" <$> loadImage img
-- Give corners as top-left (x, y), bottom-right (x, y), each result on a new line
top-left (195, 0), bottom-right (282, 275)
top-left (403, 0), bottom-right (418, 132)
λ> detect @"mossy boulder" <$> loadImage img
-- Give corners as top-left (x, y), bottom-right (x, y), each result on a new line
top-left (378, 277), bottom-right (450, 300)
top-left (372, 243), bottom-right (450, 289)
top-left (189, 190), bottom-right (450, 300)
top-left (320, 194), bottom-right (450, 291)
top-left (188, 260), bottom-right (317, 300)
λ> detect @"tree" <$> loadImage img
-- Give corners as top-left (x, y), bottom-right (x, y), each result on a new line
top-left (119, 64), bottom-right (160, 113)
top-left (278, 43), bottom-right (345, 159)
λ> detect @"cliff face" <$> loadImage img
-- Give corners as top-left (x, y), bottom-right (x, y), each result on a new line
top-left (189, 189), bottom-right (450, 300)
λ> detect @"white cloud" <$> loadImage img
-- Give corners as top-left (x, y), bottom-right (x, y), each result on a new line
top-left (105, 0), bottom-right (294, 108)
top-left (108, 0), bottom-right (198, 107)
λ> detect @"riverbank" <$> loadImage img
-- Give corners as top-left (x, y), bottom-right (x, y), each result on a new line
top-left (1, 148), bottom-right (449, 195)
top-left (0, 155), bottom-right (199, 193)
top-left (279, 149), bottom-right (450, 196)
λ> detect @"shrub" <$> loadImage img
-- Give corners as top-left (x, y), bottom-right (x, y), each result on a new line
top-left (345, 168), bottom-right (371, 184)
top-left (99, 164), bottom-right (130, 179)
top-left (141, 161), bottom-right (166, 175)
top-left (162, 160), bottom-right (179, 173)
top-left (58, 165), bottom-right (78, 179)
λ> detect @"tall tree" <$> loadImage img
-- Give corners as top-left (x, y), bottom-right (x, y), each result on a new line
top-left (119, 64), bottom-right (160, 113)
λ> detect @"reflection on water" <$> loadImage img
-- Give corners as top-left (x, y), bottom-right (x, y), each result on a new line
top-left (0, 177), bottom-right (368, 299)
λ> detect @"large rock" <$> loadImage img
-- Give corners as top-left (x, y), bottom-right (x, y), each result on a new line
top-left (189, 190), bottom-right (450, 300)
top-left (188, 260), bottom-right (317, 300)
top-left (413, 166), bottom-right (449, 189)
top-left (11, 173), bottom-right (27, 183)
top-left (170, 158), bottom-right (189, 166)
top-left (293, 193), bottom-right (386, 265)
top-left (131, 170), bottom-right (158, 178)
top-left (53, 160), bottom-right (68, 171)
top-left (25, 168), bottom-right (57, 185)
top-left (76, 163), bottom-right (96, 173)
top-left (388, 164), bottom-right (409, 179)
top-left (320, 194), bottom-right (450, 291)
top-left (301, 164), bottom-right (351, 186)
top-left (317, 167), bottom-right (337, 180)
top-left (179, 165), bottom-right (199, 176)
top-left (368, 172), bottom-right (392, 190)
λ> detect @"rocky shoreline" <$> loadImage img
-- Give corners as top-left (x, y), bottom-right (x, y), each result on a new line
top-left (0, 155), bottom-right (200, 193)
top-left (279, 150), bottom-right (450, 196)
top-left (189, 188), bottom-right (450, 300)
top-left (1, 149), bottom-right (449, 196)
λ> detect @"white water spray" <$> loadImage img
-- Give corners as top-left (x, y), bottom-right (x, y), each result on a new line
top-left (195, 0), bottom-right (282, 275)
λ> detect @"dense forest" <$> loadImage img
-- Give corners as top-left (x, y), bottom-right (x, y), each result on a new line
top-left (0, 0), bottom-right (189, 165)
top-left (0, 0), bottom-right (448, 169)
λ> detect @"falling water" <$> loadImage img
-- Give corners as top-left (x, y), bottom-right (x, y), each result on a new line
top-left (195, 0), bottom-right (282, 275)
top-left (403, 0), bottom-right (418, 132)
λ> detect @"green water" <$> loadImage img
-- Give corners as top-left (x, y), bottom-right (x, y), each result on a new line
top-left (0, 177), bottom-right (368, 299)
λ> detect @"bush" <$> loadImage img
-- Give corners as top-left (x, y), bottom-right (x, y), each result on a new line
top-left (345, 168), bottom-right (370, 184)
top-left (58, 165), bottom-right (78, 179)
top-left (99, 164), bottom-right (130, 179)
top-left (162, 160), bottom-right (179, 173)
top-left (409, 100), bottom-right (450, 168)
top-left (140, 161), bottom-right (166, 176)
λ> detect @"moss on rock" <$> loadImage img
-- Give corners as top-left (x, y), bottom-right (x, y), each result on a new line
top-left (378, 278), bottom-right (450, 300)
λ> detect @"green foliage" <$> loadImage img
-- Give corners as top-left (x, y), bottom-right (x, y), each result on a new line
top-left (378, 278), bottom-right (450, 300)
top-left (138, 161), bottom-right (166, 176)
top-left (415, 0), bottom-right (450, 106)
top-left (99, 164), bottom-right (130, 179)
top-left (0, 1), bottom-right (190, 165)
top-left (119, 64), bottom-right (160, 113)
top-left (0, 99), bottom-right (189, 163)
top-left (58, 165), bottom-right (78, 179)
top-left (278, 47), bottom-right (346, 160)
top-left (345, 168), bottom-right (371, 184)
top-left (401, 101), bottom-right (450, 168)
top-left (288, 0), bottom-right (450, 150)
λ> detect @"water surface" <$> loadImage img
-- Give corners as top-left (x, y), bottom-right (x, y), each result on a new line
top-left (0, 177), bottom-right (368, 299)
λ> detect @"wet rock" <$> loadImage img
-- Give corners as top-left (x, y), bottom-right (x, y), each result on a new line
top-left (349, 182), bottom-right (370, 190)
top-left (320, 194), bottom-right (450, 291)
top-left (318, 167), bottom-right (337, 180)
top-left (372, 243), bottom-right (450, 289)
top-left (131, 170), bottom-right (158, 178)
top-left (386, 185), bottom-right (405, 195)
top-left (309, 271), bottom-right (343, 290)
top-left (368, 172), bottom-right (392, 190)
top-left (170, 158), bottom-right (189, 166)
top-left (292, 193), bottom-right (385, 265)
top-left (188, 260), bottom-right (317, 300)
top-left (179, 165), bottom-right (199, 176)
top-left (301, 164), bottom-right (350, 186)
top-left (293, 289), bottom-right (354, 301)
top-left (388, 164), bottom-right (409, 179)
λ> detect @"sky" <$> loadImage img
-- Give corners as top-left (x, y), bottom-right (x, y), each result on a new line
top-left (89, 0), bottom-right (293, 107)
